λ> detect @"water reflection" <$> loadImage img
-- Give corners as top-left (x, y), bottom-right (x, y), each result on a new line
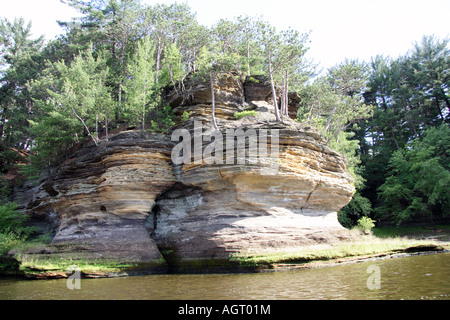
top-left (0, 253), bottom-right (449, 300)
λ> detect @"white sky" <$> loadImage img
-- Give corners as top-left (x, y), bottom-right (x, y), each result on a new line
top-left (1, 0), bottom-right (449, 71)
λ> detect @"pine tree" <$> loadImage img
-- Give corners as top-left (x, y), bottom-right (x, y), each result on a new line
top-left (256, 20), bottom-right (311, 122)
top-left (123, 36), bottom-right (155, 133)
top-left (29, 44), bottom-right (112, 161)
top-left (0, 17), bottom-right (44, 147)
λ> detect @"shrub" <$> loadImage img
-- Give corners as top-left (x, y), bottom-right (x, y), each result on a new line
top-left (0, 175), bottom-right (12, 203)
top-left (0, 230), bottom-right (25, 255)
top-left (0, 202), bottom-right (35, 237)
top-left (181, 111), bottom-right (192, 122)
top-left (356, 217), bottom-right (376, 234)
top-left (0, 203), bottom-right (37, 255)
top-left (338, 191), bottom-right (373, 228)
top-left (150, 104), bottom-right (175, 133)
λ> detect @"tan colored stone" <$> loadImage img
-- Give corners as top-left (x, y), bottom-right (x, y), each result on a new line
top-left (21, 76), bottom-right (356, 271)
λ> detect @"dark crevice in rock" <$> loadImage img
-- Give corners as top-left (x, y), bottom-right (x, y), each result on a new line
top-left (301, 179), bottom-right (321, 211)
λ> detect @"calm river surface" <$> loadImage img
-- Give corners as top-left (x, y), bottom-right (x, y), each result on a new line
top-left (0, 253), bottom-right (449, 300)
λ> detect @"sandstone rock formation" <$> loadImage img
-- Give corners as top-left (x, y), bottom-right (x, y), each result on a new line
top-left (153, 108), bottom-right (354, 270)
top-left (22, 132), bottom-right (176, 271)
top-left (20, 75), bottom-right (355, 274)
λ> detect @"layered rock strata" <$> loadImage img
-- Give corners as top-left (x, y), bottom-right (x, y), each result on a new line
top-left (20, 75), bottom-right (355, 273)
top-left (153, 112), bottom-right (354, 270)
top-left (24, 132), bottom-right (176, 270)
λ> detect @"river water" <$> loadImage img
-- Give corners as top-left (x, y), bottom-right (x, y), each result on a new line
top-left (0, 253), bottom-right (449, 300)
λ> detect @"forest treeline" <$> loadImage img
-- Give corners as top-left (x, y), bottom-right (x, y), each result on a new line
top-left (0, 0), bottom-right (448, 227)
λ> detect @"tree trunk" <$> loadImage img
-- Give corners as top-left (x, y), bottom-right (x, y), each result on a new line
top-left (142, 86), bottom-right (146, 134)
top-left (142, 104), bottom-right (145, 134)
top-left (280, 79), bottom-right (285, 119)
top-left (392, 133), bottom-right (400, 150)
top-left (105, 105), bottom-right (109, 142)
top-left (307, 103), bottom-right (314, 122)
top-left (155, 36), bottom-right (163, 84)
top-left (95, 114), bottom-right (99, 140)
top-left (268, 56), bottom-right (281, 122)
top-left (116, 33), bottom-right (126, 121)
top-left (246, 34), bottom-right (251, 77)
top-left (192, 51), bottom-right (197, 73)
top-left (434, 96), bottom-right (445, 122)
top-left (440, 88), bottom-right (450, 111)
top-left (325, 105), bottom-right (338, 133)
top-left (281, 69), bottom-right (289, 117)
top-left (326, 122), bottom-right (352, 145)
top-left (0, 105), bottom-right (7, 141)
top-left (117, 83), bottom-right (122, 121)
top-left (71, 106), bottom-right (98, 146)
top-left (285, 72), bottom-right (289, 117)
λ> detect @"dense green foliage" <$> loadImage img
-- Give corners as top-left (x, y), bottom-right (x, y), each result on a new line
top-left (0, 203), bottom-right (35, 254)
top-left (298, 60), bottom-right (375, 226)
top-left (0, 0), bottom-right (448, 229)
top-left (358, 36), bottom-right (450, 225)
top-left (1, 0), bottom-right (313, 171)
top-left (338, 191), bottom-right (373, 228)
top-left (376, 125), bottom-right (450, 225)
top-left (299, 36), bottom-right (449, 226)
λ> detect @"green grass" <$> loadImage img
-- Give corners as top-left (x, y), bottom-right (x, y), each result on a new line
top-left (373, 225), bottom-right (450, 241)
top-left (18, 254), bottom-right (139, 274)
top-left (230, 236), bottom-right (445, 267)
top-left (4, 223), bottom-right (449, 276)
top-left (13, 243), bottom-right (168, 277)
top-left (372, 224), bottom-right (450, 238)
top-left (234, 110), bottom-right (258, 120)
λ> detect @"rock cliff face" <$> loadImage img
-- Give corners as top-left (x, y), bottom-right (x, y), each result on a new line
top-left (21, 132), bottom-right (176, 270)
top-left (21, 75), bottom-right (355, 273)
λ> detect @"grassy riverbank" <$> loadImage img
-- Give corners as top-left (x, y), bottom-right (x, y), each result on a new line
top-left (2, 252), bottom-right (168, 279)
top-left (373, 224), bottom-right (450, 240)
top-left (1, 241), bottom-right (169, 279)
top-left (231, 238), bottom-right (447, 269)
top-left (2, 225), bottom-right (449, 278)
top-left (231, 226), bottom-right (450, 270)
